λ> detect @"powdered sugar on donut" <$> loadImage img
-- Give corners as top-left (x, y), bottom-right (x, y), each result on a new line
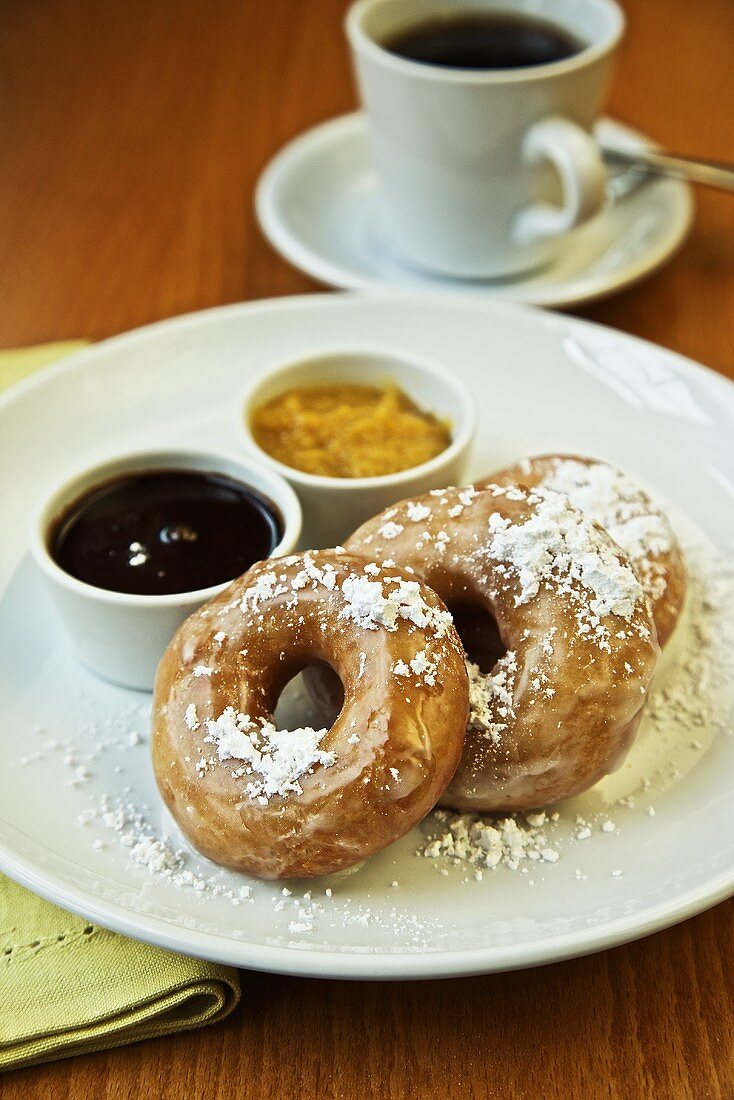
top-left (379, 521), bottom-right (404, 540)
top-left (204, 707), bottom-right (334, 802)
top-left (466, 655), bottom-right (518, 745)
top-left (291, 556), bottom-right (338, 592)
top-left (485, 487), bottom-right (644, 628)
top-left (406, 502), bottom-right (431, 523)
top-left (240, 570), bottom-right (284, 609)
top-left (339, 574), bottom-right (453, 640)
top-left (392, 648), bottom-right (440, 687)
top-left (532, 458), bottom-right (674, 603)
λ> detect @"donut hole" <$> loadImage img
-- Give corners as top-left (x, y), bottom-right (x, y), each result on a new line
top-left (273, 660), bottom-right (345, 732)
top-left (450, 603), bottom-right (507, 674)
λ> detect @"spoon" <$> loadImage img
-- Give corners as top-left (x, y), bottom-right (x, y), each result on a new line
top-left (602, 144), bottom-right (734, 200)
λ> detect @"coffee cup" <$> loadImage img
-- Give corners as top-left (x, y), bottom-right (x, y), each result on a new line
top-left (346, 0), bottom-right (624, 280)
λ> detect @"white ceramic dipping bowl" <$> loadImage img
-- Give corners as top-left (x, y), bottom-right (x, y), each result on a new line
top-left (29, 448), bottom-right (302, 692)
top-left (237, 349), bottom-right (477, 548)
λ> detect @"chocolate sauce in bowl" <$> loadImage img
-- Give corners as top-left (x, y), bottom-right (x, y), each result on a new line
top-left (51, 469), bottom-right (282, 596)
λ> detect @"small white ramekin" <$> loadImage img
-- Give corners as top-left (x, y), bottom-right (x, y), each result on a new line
top-left (236, 348), bottom-right (477, 547)
top-left (29, 448), bottom-right (302, 692)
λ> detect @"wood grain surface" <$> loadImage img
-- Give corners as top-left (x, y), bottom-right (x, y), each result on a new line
top-left (1, 1), bottom-right (734, 1096)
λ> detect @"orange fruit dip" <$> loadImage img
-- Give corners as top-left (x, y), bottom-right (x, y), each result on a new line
top-left (250, 382), bottom-right (451, 478)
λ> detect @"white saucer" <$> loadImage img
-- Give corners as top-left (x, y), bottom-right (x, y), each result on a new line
top-left (256, 113), bottom-right (693, 308)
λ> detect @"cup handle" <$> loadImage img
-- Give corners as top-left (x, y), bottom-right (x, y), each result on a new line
top-left (514, 116), bottom-right (607, 244)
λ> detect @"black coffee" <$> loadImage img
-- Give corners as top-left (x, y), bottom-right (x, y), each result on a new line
top-left (384, 13), bottom-right (583, 71)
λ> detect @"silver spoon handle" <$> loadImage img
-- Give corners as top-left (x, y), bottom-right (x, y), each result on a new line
top-left (602, 145), bottom-right (734, 193)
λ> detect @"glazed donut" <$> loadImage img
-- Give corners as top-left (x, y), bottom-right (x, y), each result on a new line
top-left (152, 550), bottom-right (469, 879)
top-left (346, 484), bottom-right (660, 812)
top-left (480, 455), bottom-right (686, 646)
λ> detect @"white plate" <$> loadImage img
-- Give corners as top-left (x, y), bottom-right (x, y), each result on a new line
top-left (255, 113), bottom-right (694, 309)
top-left (2, 293), bottom-right (734, 980)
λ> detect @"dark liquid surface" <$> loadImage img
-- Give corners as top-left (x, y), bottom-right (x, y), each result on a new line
top-left (51, 469), bottom-right (283, 596)
top-left (384, 13), bottom-right (583, 70)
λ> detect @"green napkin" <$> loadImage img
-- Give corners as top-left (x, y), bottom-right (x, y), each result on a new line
top-left (0, 343), bottom-right (241, 1074)
top-left (1, 880), bottom-right (240, 1072)
top-left (0, 340), bottom-right (88, 389)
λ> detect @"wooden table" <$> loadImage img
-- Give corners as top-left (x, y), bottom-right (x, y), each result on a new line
top-left (2, 1), bottom-right (733, 1096)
